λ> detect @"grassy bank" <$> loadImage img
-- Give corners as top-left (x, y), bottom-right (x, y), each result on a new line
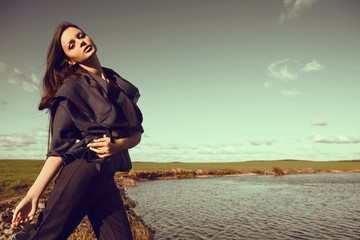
top-left (0, 182), bottom-right (154, 240)
top-left (131, 160), bottom-right (360, 171)
top-left (0, 160), bottom-right (44, 197)
top-left (0, 159), bottom-right (154, 240)
top-left (1, 159), bottom-right (360, 194)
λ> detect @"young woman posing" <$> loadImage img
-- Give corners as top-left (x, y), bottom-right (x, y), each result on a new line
top-left (11, 22), bottom-right (143, 240)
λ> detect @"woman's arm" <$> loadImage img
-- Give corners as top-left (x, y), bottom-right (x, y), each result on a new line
top-left (87, 131), bottom-right (142, 158)
top-left (11, 156), bottom-right (63, 228)
top-left (114, 131), bottom-right (142, 150)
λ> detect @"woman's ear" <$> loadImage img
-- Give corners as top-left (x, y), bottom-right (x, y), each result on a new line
top-left (68, 60), bottom-right (77, 66)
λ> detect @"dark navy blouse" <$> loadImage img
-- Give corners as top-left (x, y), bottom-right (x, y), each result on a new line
top-left (47, 68), bottom-right (143, 173)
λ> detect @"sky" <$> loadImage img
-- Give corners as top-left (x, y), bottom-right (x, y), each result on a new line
top-left (0, 0), bottom-right (359, 162)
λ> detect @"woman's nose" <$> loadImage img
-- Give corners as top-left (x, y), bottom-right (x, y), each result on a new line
top-left (80, 41), bottom-right (87, 47)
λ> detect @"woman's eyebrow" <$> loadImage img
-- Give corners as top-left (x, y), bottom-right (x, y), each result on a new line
top-left (66, 31), bottom-right (83, 46)
top-left (66, 39), bottom-right (74, 47)
top-left (76, 31), bottom-right (84, 38)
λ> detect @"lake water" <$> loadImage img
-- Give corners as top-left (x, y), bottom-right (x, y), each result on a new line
top-left (125, 173), bottom-right (360, 240)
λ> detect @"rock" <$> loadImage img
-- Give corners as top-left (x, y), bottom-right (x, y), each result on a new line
top-left (195, 169), bottom-right (205, 175)
top-left (273, 167), bottom-right (285, 176)
top-left (38, 202), bottom-right (45, 209)
top-left (23, 223), bottom-right (35, 231)
top-left (302, 168), bottom-right (316, 173)
top-left (3, 228), bottom-right (14, 236)
top-left (1, 213), bottom-right (10, 222)
top-left (14, 231), bottom-right (30, 240)
top-left (263, 169), bottom-right (274, 175)
top-left (282, 168), bottom-right (299, 174)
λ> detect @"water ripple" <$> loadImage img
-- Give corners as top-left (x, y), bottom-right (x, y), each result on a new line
top-left (126, 173), bottom-right (360, 239)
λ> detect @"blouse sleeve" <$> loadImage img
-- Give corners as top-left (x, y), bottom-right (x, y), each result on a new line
top-left (47, 99), bottom-right (78, 165)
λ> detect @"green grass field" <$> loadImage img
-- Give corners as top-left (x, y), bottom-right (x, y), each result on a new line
top-left (0, 160), bottom-right (44, 196)
top-left (131, 160), bottom-right (360, 171)
top-left (1, 159), bottom-right (359, 195)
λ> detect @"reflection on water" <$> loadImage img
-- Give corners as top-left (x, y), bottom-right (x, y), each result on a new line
top-left (125, 173), bottom-right (360, 240)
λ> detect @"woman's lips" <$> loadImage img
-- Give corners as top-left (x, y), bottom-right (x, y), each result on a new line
top-left (84, 45), bottom-right (92, 53)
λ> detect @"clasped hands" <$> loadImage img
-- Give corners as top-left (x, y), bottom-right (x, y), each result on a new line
top-left (87, 137), bottom-right (121, 158)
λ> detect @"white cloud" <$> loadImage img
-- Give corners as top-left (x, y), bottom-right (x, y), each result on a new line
top-left (264, 81), bottom-right (272, 89)
top-left (309, 133), bottom-right (360, 144)
top-left (265, 59), bottom-right (325, 96)
top-left (267, 59), bottom-right (299, 82)
top-left (0, 130), bottom-right (48, 159)
top-left (281, 88), bottom-right (301, 97)
top-left (0, 61), bottom-right (40, 93)
top-left (198, 145), bottom-right (238, 155)
top-left (31, 128), bottom-right (49, 137)
top-left (0, 133), bottom-right (37, 151)
top-left (278, 0), bottom-right (319, 25)
top-left (311, 119), bottom-right (328, 126)
top-left (248, 138), bottom-right (275, 146)
top-left (301, 60), bottom-right (325, 72)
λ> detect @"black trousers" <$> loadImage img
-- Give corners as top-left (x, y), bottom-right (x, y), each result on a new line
top-left (29, 158), bottom-right (133, 240)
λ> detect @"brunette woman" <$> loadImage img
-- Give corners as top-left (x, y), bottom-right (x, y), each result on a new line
top-left (11, 22), bottom-right (143, 240)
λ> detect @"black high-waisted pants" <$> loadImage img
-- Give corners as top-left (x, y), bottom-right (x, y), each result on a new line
top-left (28, 158), bottom-right (133, 240)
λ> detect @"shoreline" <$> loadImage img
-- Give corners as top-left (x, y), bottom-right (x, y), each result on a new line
top-left (0, 182), bottom-right (154, 240)
top-left (1, 166), bottom-right (359, 239)
top-left (116, 167), bottom-right (360, 185)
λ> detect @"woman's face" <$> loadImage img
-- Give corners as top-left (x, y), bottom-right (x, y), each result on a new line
top-left (61, 27), bottom-right (97, 65)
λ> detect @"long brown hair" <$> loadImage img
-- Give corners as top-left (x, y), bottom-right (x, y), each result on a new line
top-left (39, 22), bottom-right (87, 111)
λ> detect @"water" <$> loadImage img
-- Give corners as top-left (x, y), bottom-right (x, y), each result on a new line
top-left (125, 173), bottom-right (360, 240)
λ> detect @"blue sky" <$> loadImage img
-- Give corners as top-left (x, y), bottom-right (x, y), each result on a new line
top-left (0, 0), bottom-right (359, 162)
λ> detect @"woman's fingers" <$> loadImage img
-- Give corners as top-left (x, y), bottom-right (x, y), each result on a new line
top-left (87, 139), bottom-right (110, 147)
top-left (28, 207), bottom-right (36, 221)
top-left (11, 213), bottom-right (23, 228)
top-left (87, 137), bottom-right (114, 158)
top-left (94, 138), bottom-right (106, 142)
top-left (97, 153), bottom-right (111, 158)
top-left (89, 147), bottom-right (108, 153)
top-left (93, 137), bottom-right (110, 143)
top-left (11, 210), bottom-right (23, 227)
top-left (12, 209), bottom-right (19, 222)
top-left (87, 142), bottom-right (105, 148)
top-left (11, 217), bottom-right (19, 228)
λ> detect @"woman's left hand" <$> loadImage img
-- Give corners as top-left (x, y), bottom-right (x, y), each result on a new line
top-left (87, 137), bottom-right (119, 158)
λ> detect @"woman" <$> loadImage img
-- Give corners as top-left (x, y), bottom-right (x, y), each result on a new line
top-left (11, 22), bottom-right (143, 240)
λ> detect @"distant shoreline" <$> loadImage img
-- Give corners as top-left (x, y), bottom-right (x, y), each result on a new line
top-left (2, 159), bottom-right (360, 192)
top-left (116, 167), bottom-right (360, 186)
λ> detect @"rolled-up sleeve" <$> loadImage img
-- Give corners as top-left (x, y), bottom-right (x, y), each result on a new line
top-left (47, 100), bottom-right (78, 164)
top-left (127, 125), bottom-right (144, 136)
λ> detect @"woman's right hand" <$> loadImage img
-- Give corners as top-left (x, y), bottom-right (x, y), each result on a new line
top-left (11, 195), bottom-right (39, 228)
top-left (11, 156), bottom-right (63, 228)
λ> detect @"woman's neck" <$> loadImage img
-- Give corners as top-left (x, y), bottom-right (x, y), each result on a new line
top-left (79, 54), bottom-right (105, 80)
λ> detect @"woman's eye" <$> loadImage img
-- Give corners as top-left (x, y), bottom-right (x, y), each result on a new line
top-left (79, 33), bottom-right (86, 38)
top-left (69, 43), bottom-right (75, 49)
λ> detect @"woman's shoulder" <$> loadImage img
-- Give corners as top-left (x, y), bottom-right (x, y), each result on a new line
top-left (103, 67), bottom-right (140, 101)
top-left (103, 67), bottom-right (128, 83)
top-left (55, 74), bottom-right (90, 98)
top-left (102, 67), bottom-right (119, 77)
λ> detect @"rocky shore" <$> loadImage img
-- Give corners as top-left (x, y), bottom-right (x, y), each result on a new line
top-left (0, 180), bottom-right (154, 240)
top-left (116, 167), bottom-right (360, 183)
top-left (1, 167), bottom-right (359, 239)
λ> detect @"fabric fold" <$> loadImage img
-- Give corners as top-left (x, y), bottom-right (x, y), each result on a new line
top-left (47, 68), bottom-right (142, 173)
